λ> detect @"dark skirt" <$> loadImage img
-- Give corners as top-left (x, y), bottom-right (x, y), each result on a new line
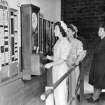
top-left (89, 54), bottom-right (105, 89)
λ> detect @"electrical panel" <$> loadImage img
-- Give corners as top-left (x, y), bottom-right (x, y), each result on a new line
top-left (0, 2), bottom-right (19, 82)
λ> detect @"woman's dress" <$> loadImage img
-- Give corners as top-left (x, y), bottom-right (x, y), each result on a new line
top-left (52, 38), bottom-right (71, 105)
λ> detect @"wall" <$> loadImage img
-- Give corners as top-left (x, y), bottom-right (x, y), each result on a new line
top-left (0, 75), bottom-right (46, 105)
top-left (7, 0), bottom-right (61, 21)
top-left (61, 0), bottom-right (105, 48)
top-left (31, 0), bottom-right (61, 21)
top-left (6, 0), bottom-right (61, 46)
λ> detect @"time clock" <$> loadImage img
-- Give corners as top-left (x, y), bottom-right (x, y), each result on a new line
top-left (32, 12), bottom-right (37, 31)
top-left (21, 4), bottom-right (40, 76)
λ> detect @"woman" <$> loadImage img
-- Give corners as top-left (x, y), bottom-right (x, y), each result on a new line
top-left (87, 24), bottom-right (105, 103)
top-left (45, 21), bottom-right (71, 105)
top-left (67, 24), bottom-right (86, 103)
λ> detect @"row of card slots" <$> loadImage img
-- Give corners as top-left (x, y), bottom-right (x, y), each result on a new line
top-left (1, 58), bottom-right (18, 67)
top-left (0, 41), bottom-right (17, 52)
top-left (4, 36), bottom-right (8, 39)
top-left (0, 5), bottom-right (7, 9)
top-left (2, 63), bottom-right (9, 67)
top-left (11, 12), bottom-right (17, 16)
top-left (12, 57), bottom-right (18, 62)
top-left (1, 46), bottom-right (8, 53)
top-left (0, 25), bottom-right (8, 28)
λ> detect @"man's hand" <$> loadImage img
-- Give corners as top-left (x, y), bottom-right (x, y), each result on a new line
top-left (74, 61), bottom-right (79, 66)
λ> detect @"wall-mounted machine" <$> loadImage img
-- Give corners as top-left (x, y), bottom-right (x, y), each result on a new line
top-left (0, 2), bottom-right (20, 82)
top-left (21, 4), bottom-right (45, 78)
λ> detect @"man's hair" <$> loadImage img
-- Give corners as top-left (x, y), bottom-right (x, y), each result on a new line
top-left (68, 24), bottom-right (78, 38)
top-left (99, 24), bottom-right (105, 31)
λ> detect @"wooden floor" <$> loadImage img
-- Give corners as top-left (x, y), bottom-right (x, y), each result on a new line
top-left (24, 93), bottom-right (105, 105)
top-left (79, 72), bottom-right (105, 105)
top-left (23, 80), bottom-right (105, 105)
top-left (25, 93), bottom-right (45, 105)
top-left (24, 76), bottom-right (105, 105)
top-left (24, 73), bottom-right (105, 105)
top-left (80, 95), bottom-right (105, 105)
top-left (81, 101), bottom-right (105, 105)
top-left (24, 51), bottom-right (105, 105)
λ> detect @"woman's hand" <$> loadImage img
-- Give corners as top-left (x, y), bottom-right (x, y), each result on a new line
top-left (46, 55), bottom-right (53, 60)
top-left (44, 63), bottom-right (53, 69)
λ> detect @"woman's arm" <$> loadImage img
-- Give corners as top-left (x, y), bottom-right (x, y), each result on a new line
top-left (46, 55), bottom-right (54, 61)
top-left (44, 59), bottom-right (64, 69)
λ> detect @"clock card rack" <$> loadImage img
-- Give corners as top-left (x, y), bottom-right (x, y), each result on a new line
top-left (0, 1), bottom-right (20, 83)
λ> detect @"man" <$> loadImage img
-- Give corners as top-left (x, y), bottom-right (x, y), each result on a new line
top-left (87, 24), bottom-right (105, 103)
top-left (67, 24), bottom-right (86, 103)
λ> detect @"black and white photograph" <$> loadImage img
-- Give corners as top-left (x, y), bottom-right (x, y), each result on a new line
top-left (39, 17), bottom-right (43, 53)
top-left (0, 0), bottom-right (105, 105)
